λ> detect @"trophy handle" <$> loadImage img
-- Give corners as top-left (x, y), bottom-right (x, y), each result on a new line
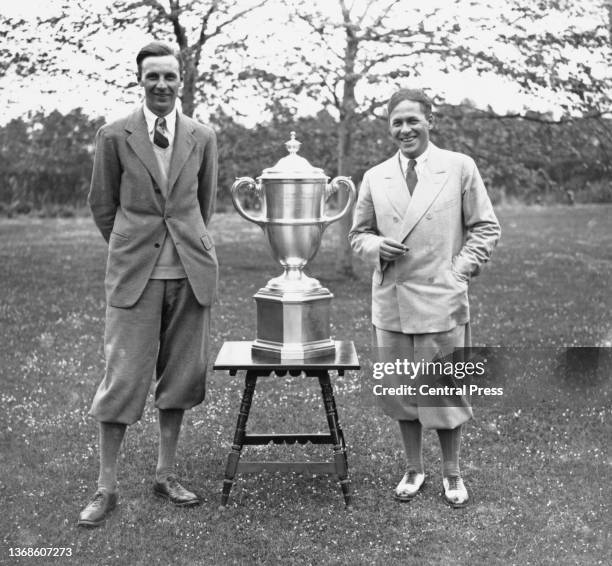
top-left (231, 177), bottom-right (265, 227)
top-left (322, 176), bottom-right (356, 226)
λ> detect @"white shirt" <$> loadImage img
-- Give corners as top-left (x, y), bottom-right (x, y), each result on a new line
top-left (143, 103), bottom-right (177, 148)
top-left (398, 143), bottom-right (430, 179)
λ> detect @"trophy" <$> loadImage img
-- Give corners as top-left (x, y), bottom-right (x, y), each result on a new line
top-left (231, 132), bottom-right (356, 360)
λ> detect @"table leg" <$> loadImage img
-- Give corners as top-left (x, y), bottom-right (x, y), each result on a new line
top-left (221, 371), bottom-right (257, 506)
top-left (317, 371), bottom-right (351, 506)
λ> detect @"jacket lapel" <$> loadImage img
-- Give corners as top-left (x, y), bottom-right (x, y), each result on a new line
top-left (398, 143), bottom-right (448, 242)
top-left (125, 109), bottom-right (165, 192)
top-left (380, 153), bottom-right (411, 218)
top-left (167, 114), bottom-right (196, 195)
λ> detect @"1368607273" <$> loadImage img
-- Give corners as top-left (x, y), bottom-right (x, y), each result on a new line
top-left (8, 547), bottom-right (73, 558)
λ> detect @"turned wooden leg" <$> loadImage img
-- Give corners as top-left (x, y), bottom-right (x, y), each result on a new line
top-left (221, 371), bottom-right (257, 506)
top-left (317, 371), bottom-right (351, 506)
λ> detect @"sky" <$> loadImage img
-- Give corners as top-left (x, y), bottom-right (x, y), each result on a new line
top-left (1, 0), bottom-right (608, 125)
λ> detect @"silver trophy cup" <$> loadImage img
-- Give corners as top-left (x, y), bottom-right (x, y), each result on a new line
top-left (231, 132), bottom-right (356, 360)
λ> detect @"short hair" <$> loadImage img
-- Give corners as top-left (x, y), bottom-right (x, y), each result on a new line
top-left (136, 41), bottom-right (182, 80)
top-left (387, 89), bottom-right (433, 118)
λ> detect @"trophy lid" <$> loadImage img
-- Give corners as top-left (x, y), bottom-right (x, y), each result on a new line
top-left (260, 132), bottom-right (327, 180)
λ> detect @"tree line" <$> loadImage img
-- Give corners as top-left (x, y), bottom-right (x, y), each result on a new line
top-left (0, 103), bottom-right (610, 216)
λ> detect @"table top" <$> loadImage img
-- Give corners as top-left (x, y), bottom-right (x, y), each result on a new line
top-left (213, 341), bottom-right (360, 371)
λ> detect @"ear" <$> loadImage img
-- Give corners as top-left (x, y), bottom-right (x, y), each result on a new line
top-left (427, 114), bottom-right (434, 130)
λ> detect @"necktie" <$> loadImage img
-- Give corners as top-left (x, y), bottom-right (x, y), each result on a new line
top-left (406, 159), bottom-right (417, 196)
top-left (154, 117), bottom-right (169, 149)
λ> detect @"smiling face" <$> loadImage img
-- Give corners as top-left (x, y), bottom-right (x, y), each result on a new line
top-left (388, 100), bottom-right (433, 159)
top-left (139, 54), bottom-right (181, 117)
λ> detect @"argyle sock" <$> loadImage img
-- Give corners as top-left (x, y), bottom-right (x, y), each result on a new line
top-left (437, 425), bottom-right (462, 478)
top-left (156, 408), bottom-right (184, 482)
top-left (97, 422), bottom-right (127, 493)
top-left (398, 419), bottom-right (424, 473)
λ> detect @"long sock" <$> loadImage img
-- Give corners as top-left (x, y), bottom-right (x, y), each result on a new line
top-left (398, 419), bottom-right (423, 473)
top-left (437, 425), bottom-right (462, 478)
top-left (97, 422), bottom-right (127, 493)
top-left (156, 408), bottom-right (184, 481)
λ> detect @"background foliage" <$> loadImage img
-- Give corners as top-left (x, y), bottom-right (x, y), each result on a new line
top-left (1, 103), bottom-right (610, 216)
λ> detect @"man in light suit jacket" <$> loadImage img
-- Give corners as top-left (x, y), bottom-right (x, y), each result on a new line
top-left (78, 41), bottom-right (218, 527)
top-left (349, 89), bottom-right (500, 508)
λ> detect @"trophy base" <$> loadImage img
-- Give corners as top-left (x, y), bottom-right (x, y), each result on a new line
top-left (252, 285), bottom-right (335, 361)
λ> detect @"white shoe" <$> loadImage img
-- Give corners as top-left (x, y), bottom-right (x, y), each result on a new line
top-left (443, 475), bottom-right (469, 508)
top-left (394, 471), bottom-right (425, 501)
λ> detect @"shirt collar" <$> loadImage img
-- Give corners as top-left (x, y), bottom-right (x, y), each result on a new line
top-left (142, 103), bottom-right (178, 142)
top-left (398, 143), bottom-right (430, 171)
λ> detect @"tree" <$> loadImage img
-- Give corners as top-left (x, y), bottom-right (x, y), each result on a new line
top-left (241, 0), bottom-right (612, 276)
top-left (104, 0), bottom-right (269, 117)
top-left (0, 0), bottom-right (269, 118)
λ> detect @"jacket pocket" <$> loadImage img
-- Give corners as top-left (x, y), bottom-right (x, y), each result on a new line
top-left (200, 233), bottom-right (214, 250)
top-left (110, 231), bottom-right (129, 241)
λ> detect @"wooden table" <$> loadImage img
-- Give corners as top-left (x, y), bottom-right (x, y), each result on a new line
top-left (214, 341), bottom-right (360, 506)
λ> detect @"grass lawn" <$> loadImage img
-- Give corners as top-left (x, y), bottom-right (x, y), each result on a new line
top-left (0, 204), bottom-right (610, 565)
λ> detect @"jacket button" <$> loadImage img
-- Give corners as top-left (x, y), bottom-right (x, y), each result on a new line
top-left (393, 217), bottom-right (399, 223)
top-left (154, 243), bottom-right (160, 248)
top-left (426, 213), bottom-right (433, 220)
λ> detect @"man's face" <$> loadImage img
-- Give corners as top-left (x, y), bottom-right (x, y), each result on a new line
top-left (388, 100), bottom-right (433, 159)
top-left (139, 55), bottom-right (181, 117)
